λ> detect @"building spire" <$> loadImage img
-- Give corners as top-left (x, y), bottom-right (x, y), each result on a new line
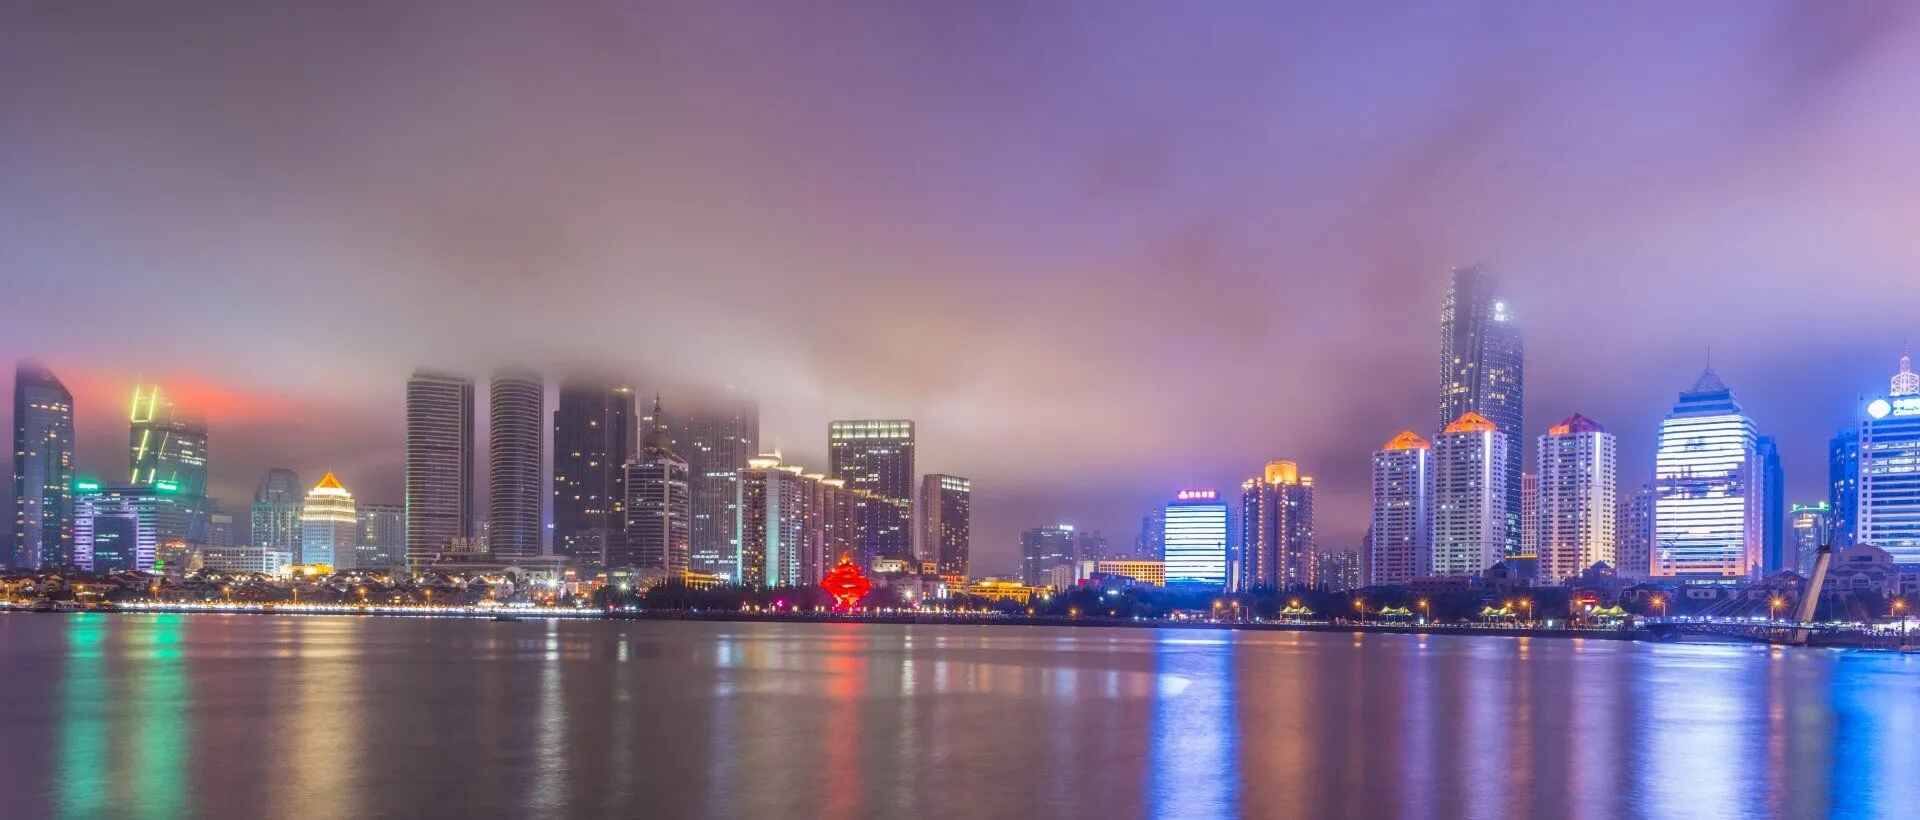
top-left (1893, 342), bottom-right (1920, 397)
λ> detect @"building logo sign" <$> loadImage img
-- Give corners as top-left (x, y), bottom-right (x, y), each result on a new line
top-left (1870, 397), bottom-right (1920, 419)
top-left (1175, 489), bottom-right (1217, 501)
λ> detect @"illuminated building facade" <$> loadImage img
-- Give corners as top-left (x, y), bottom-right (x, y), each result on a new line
top-left (1432, 412), bottom-right (1511, 576)
top-left (1829, 428), bottom-right (1860, 545)
top-left (405, 370), bottom-right (474, 568)
top-left (1163, 491), bottom-right (1229, 587)
top-left (73, 485), bottom-right (158, 573)
top-left (127, 383), bottom-right (209, 497)
top-left (1652, 369), bottom-right (1762, 579)
top-left (737, 454), bottom-right (809, 587)
top-left (919, 474), bottom-right (971, 578)
top-left (1519, 472), bottom-right (1538, 558)
top-left (1757, 435), bottom-right (1785, 573)
top-left (1615, 483), bottom-right (1653, 579)
top-left (11, 361), bottom-right (74, 569)
top-left (250, 467), bottom-right (302, 558)
top-left (1238, 460), bottom-right (1316, 590)
top-left (488, 370), bottom-right (544, 558)
top-left (299, 473), bottom-right (357, 567)
top-left (356, 503), bottom-right (405, 570)
top-left (1790, 501), bottom-right (1831, 576)
top-left (828, 420), bottom-right (915, 561)
top-left (1437, 266), bottom-right (1524, 555)
top-left (673, 394), bottom-right (760, 581)
top-left (1369, 431), bottom-right (1433, 586)
top-left (620, 398), bottom-right (691, 580)
top-left (1087, 559), bottom-right (1166, 586)
top-left (552, 380), bottom-right (634, 564)
top-left (1858, 351), bottom-right (1920, 565)
top-left (1535, 414), bottom-right (1617, 584)
top-left (1020, 524), bottom-right (1077, 587)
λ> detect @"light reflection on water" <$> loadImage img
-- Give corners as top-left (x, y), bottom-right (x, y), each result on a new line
top-left (4, 616), bottom-right (1919, 819)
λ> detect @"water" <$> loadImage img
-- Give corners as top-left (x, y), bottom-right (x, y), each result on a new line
top-left (1, 614), bottom-right (1916, 820)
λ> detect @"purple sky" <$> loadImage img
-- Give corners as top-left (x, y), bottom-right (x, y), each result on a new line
top-left (5, 2), bottom-right (1920, 574)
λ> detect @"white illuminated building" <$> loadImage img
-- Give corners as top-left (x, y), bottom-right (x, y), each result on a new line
top-left (1652, 369), bottom-right (1761, 579)
top-left (1432, 412), bottom-right (1510, 576)
top-left (300, 472), bottom-right (358, 568)
top-left (1162, 490), bottom-right (1229, 587)
top-left (1535, 414), bottom-right (1617, 583)
top-left (1858, 350), bottom-right (1920, 565)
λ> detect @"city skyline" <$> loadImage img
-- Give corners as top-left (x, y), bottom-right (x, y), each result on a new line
top-left (8, 4), bottom-right (1920, 575)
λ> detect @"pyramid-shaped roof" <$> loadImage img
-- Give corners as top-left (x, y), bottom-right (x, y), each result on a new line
top-left (314, 472), bottom-right (345, 491)
top-left (1547, 413), bottom-right (1606, 436)
top-left (1442, 411), bottom-right (1497, 434)
top-left (1688, 367), bottom-right (1729, 395)
top-left (1380, 430), bottom-right (1432, 451)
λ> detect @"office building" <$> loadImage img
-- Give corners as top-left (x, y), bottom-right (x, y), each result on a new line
top-left (73, 485), bottom-right (158, 573)
top-left (1652, 368), bottom-right (1762, 579)
top-left (828, 420), bottom-right (915, 561)
top-left (1616, 483), bottom-right (1654, 580)
top-left (199, 545), bottom-right (292, 575)
top-left (1519, 472), bottom-right (1538, 557)
top-left (673, 393), bottom-right (760, 581)
top-left (1135, 511), bottom-right (1164, 561)
top-left (1021, 524), bottom-right (1078, 588)
top-left (1757, 435), bottom-right (1785, 573)
top-left (737, 454), bottom-right (811, 588)
top-left (552, 380), bottom-right (634, 563)
top-left (357, 503), bottom-right (405, 571)
top-left (127, 383), bottom-right (209, 497)
top-left (1438, 266), bottom-right (1524, 554)
top-left (920, 474), bottom-right (971, 578)
top-left (1535, 414), bottom-right (1617, 584)
top-left (1317, 550), bottom-right (1364, 593)
top-left (250, 467), bottom-right (303, 557)
top-left (1830, 428), bottom-right (1860, 546)
top-left (1369, 431), bottom-right (1433, 586)
top-left (1790, 501), bottom-right (1831, 576)
top-left (620, 398), bottom-right (691, 580)
top-left (1163, 491), bottom-right (1230, 587)
top-left (206, 510), bottom-right (237, 548)
top-left (1859, 351), bottom-right (1920, 565)
top-left (11, 362), bottom-right (74, 569)
top-left (488, 370), bottom-right (544, 558)
top-left (1239, 460), bottom-right (1316, 590)
top-left (299, 473), bottom-right (357, 567)
top-left (405, 370), bottom-right (474, 568)
top-left (1433, 412), bottom-right (1512, 576)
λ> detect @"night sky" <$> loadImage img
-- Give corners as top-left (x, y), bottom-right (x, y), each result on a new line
top-left (5, 2), bottom-right (1919, 575)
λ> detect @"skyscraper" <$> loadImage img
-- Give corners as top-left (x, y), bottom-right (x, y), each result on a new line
top-left (127, 383), bottom-right (209, 496)
top-left (250, 468), bottom-right (303, 557)
top-left (672, 393), bottom-right (760, 579)
top-left (299, 473), bottom-right (356, 568)
top-left (1438, 266), bottom-right (1523, 555)
top-left (1616, 483), bottom-right (1654, 580)
top-left (1163, 491), bottom-right (1229, 587)
top-left (920, 474), bottom-right (971, 578)
top-left (1369, 431), bottom-right (1433, 586)
top-left (1020, 524), bottom-right (1078, 587)
top-left (1238, 460), bottom-right (1316, 590)
top-left (828, 420), bottom-right (915, 561)
top-left (1789, 501), bottom-right (1831, 576)
top-left (1756, 435), bottom-right (1785, 574)
top-left (1829, 428), bottom-right (1860, 546)
top-left (620, 397), bottom-right (691, 581)
top-left (1135, 510), bottom-right (1163, 560)
top-left (356, 502), bottom-right (405, 571)
top-left (736, 453), bottom-right (811, 588)
top-left (552, 380), bottom-right (634, 564)
top-left (1535, 414), bottom-right (1617, 584)
top-left (1652, 368), bottom-right (1762, 579)
top-left (1519, 472), bottom-right (1538, 558)
top-left (488, 370), bottom-right (544, 559)
top-left (405, 370), bottom-right (474, 568)
top-left (12, 362), bottom-right (74, 569)
top-left (1858, 351), bottom-right (1920, 565)
top-left (1432, 412), bottom-right (1511, 576)
top-left (73, 484), bottom-right (157, 573)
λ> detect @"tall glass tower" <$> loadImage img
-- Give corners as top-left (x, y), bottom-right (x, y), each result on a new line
top-left (11, 361), bottom-right (75, 569)
top-left (1858, 350), bottom-right (1920, 565)
top-left (405, 369), bottom-right (474, 568)
top-left (1828, 428), bottom-right (1860, 546)
top-left (675, 393), bottom-right (759, 579)
top-left (1438, 266), bottom-right (1523, 556)
top-left (1652, 369), bottom-right (1761, 579)
top-left (552, 380), bottom-right (634, 564)
top-left (488, 370), bottom-right (545, 559)
top-left (127, 384), bottom-right (208, 496)
top-left (828, 420), bottom-right (915, 562)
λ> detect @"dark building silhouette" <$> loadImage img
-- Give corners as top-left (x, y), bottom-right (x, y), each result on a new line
top-left (552, 380), bottom-right (635, 565)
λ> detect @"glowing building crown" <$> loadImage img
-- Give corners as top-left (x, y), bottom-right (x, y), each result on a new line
top-left (1894, 349), bottom-right (1919, 397)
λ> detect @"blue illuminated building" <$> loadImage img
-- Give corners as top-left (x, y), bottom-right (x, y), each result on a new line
top-left (1858, 351), bottom-right (1920, 565)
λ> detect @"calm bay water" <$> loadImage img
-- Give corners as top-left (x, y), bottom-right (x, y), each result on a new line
top-left (1, 614), bottom-right (1916, 819)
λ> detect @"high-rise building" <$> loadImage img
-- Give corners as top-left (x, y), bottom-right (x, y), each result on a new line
top-left (1020, 524), bottom-right (1078, 588)
top-left (1858, 351), bottom-right (1920, 565)
top-left (1757, 435), bottom-right (1785, 574)
top-left (1616, 483), bottom-right (1654, 580)
top-left (1163, 491), bottom-right (1230, 587)
top-left (1535, 414), bottom-right (1617, 584)
top-left (1438, 266), bottom-right (1523, 555)
top-left (737, 454), bottom-right (811, 588)
top-left (1135, 511), bottom-right (1164, 561)
top-left (620, 398), bottom-right (691, 581)
top-left (1238, 460), bottom-right (1316, 590)
top-left (405, 370), bottom-right (474, 568)
top-left (920, 474), bottom-right (971, 578)
top-left (1829, 428), bottom-right (1860, 546)
top-left (552, 380), bottom-right (634, 564)
top-left (299, 473), bottom-right (357, 568)
top-left (828, 420), bottom-right (915, 561)
top-left (1076, 530), bottom-right (1111, 565)
top-left (1790, 501), bottom-right (1832, 576)
top-left (356, 503), bottom-right (405, 571)
top-left (127, 383), bottom-right (209, 497)
top-left (12, 362), bottom-right (74, 569)
top-left (73, 484), bottom-right (158, 573)
top-left (1316, 550), bottom-right (1364, 593)
top-left (488, 370), bottom-right (544, 559)
top-left (673, 393), bottom-right (760, 581)
top-left (1519, 472), bottom-right (1539, 558)
top-left (249, 467), bottom-right (303, 557)
top-left (1432, 412), bottom-right (1511, 576)
top-left (1652, 368), bottom-right (1762, 579)
top-left (1369, 431), bottom-right (1433, 586)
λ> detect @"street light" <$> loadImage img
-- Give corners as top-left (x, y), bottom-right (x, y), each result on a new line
top-left (1769, 596), bottom-right (1785, 623)
top-left (1894, 599), bottom-right (1908, 648)
top-left (1418, 598), bottom-right (1430, 624)
top-left (1651, 594), bottom-right (1666, 619)
top-left (1520, 598), bottom-right (1533, 626)
top-left (1353, 597), bottom-right (1365, 625)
